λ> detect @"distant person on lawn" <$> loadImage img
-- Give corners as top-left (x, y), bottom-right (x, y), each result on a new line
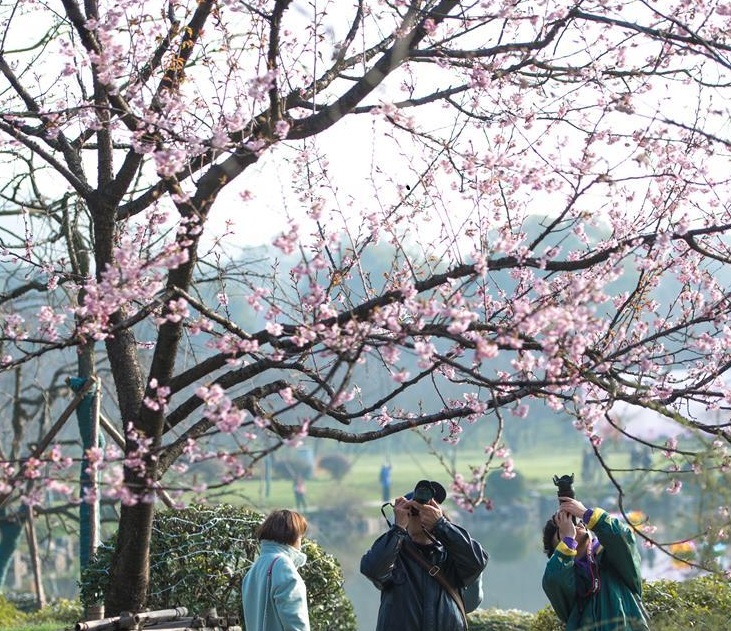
top-left (379, 462), bottom-right (392, 502)
top-left (293, 476), bottom-right (307, 512)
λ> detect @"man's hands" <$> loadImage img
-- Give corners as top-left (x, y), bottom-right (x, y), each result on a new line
top-left (393, 496), bottom-right (412, 529)
top-left (393, 496), bottom-right (443, 532)
top-left (416, 498), bottom-right (443, 531)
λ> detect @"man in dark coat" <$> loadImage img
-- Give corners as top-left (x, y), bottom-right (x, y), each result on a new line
top-left (542, 496), bottom-right (650, 631)
top-left (361, 480), bottom-right (489, 631)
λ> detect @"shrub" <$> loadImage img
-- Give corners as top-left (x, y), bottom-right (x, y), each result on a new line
top-left (80, 504), bottom-right (356, 631)
top-left (528, 574), bottom-right (731, 631)
top-left (0, 594), bottom-right (22, 628)
top-left (0, 595), bottom-right (83, 629)
top-left (299, 540), bottom-right (356, 631)
top-left (4, 592), bottom-right (37, 614)
top-left (645, 575), bottom-right (731, 630)
top-left (26, 599), bottom-right (84, 625)
top-left (468, 607), bottom-right (535, 631)
top-left (272, 457), bottom-right (313, 480)
top-left (529, 606), bottom-right (563, 631)
top-left (317, 453), bottom-right (352, 481)
top-left (485, 469), bottom-right (527, 505)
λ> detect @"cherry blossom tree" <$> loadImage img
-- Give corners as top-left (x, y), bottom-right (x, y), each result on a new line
top-left (3, 0), bottom-right (731, 613)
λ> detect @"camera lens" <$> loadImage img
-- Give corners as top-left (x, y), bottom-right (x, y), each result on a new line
top-left (413, 481), bottom-right (434, 504)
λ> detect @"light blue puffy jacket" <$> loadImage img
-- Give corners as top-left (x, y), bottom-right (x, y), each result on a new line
top-left (241, 540), bottom-right (310, 631)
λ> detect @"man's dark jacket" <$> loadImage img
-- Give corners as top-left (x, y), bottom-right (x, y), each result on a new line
top-left (360, 518), bottom-right (489, 631)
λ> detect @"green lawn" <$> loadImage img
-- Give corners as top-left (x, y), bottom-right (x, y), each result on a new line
top-left (208, 443), bottom-right (622, 512)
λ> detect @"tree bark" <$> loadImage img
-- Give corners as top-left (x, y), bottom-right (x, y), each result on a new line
top-left (104, 502), bottom-right (155, 615)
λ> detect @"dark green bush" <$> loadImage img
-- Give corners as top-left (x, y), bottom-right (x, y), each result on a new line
top-left (528, 574), bottom-right (731, 631)
top-left (486, 469), bottom-right (527, 504)
top-left (299, 540), bottom-right (356, 631)
top-left (317, 453), bottom-right (352, 481)
top-left (272, 449), bottom-right (315, 480)
top-left (644, 575), bottom-right (731, 630)
top-left (80, 504), bottom-right (356, 631)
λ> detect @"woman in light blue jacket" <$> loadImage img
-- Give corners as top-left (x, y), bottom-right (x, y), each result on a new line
top-left (242, 509), bottom-right (310, 631)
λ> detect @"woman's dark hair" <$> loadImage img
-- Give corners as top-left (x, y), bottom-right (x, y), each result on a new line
top-left (542, 518), bottom-right (558, 558)
top-left (256, 509), bottom-right (308, 546)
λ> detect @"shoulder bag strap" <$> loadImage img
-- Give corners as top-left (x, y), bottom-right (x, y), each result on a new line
top-left (267, 556), bottom-right (280, 578)
top-left (262, 557), bottom-right (280, 629)
top-left (403, 540), bottom-right (468, 629)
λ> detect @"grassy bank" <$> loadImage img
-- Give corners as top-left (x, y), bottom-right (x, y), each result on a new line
top-left (212, 443), bottom-right (622, 511)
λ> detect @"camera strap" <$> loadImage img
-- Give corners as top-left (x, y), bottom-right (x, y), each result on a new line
top-left (403, 540), bottom-right (468, 629)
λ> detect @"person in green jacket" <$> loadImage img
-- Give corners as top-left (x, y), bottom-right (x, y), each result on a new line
top-left (242, 509), bottom-right (310, 631)
top-left (542, 497), bottom-right (650, 631)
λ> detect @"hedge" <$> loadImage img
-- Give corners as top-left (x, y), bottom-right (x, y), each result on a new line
top-left (523, 574), bottom-right (731, 631)
top-left (79, 504), bottom-right (356, 631)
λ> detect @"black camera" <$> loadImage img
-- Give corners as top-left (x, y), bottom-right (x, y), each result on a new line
top-left (553, 473), bottom-right (576, 523)
top-left (553, 473), bottom-right (575, 499)
top-left (412, 480), bottom-right (435, 504)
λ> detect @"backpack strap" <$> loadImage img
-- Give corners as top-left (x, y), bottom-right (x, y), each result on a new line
top-left (403, 540), bottom-right (468, 628)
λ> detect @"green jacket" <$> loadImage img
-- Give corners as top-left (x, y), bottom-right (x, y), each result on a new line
top-left (542, 508), bottom-right (650, 631)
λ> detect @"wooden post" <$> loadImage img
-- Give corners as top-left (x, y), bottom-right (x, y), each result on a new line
top-left (25, 508), bottom-right (46, 609)
top-left (86, 385), bottom-right (101, 567)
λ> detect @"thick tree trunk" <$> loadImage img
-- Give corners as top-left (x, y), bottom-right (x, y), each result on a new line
top-left (90, 192), bottom-right (150, 614)
top-left (101, 326), bottom-right (148, 615)
top-left (95, 195), bottom-right (200, 614)
top-left (104, 501), bottom-right (155, 615)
